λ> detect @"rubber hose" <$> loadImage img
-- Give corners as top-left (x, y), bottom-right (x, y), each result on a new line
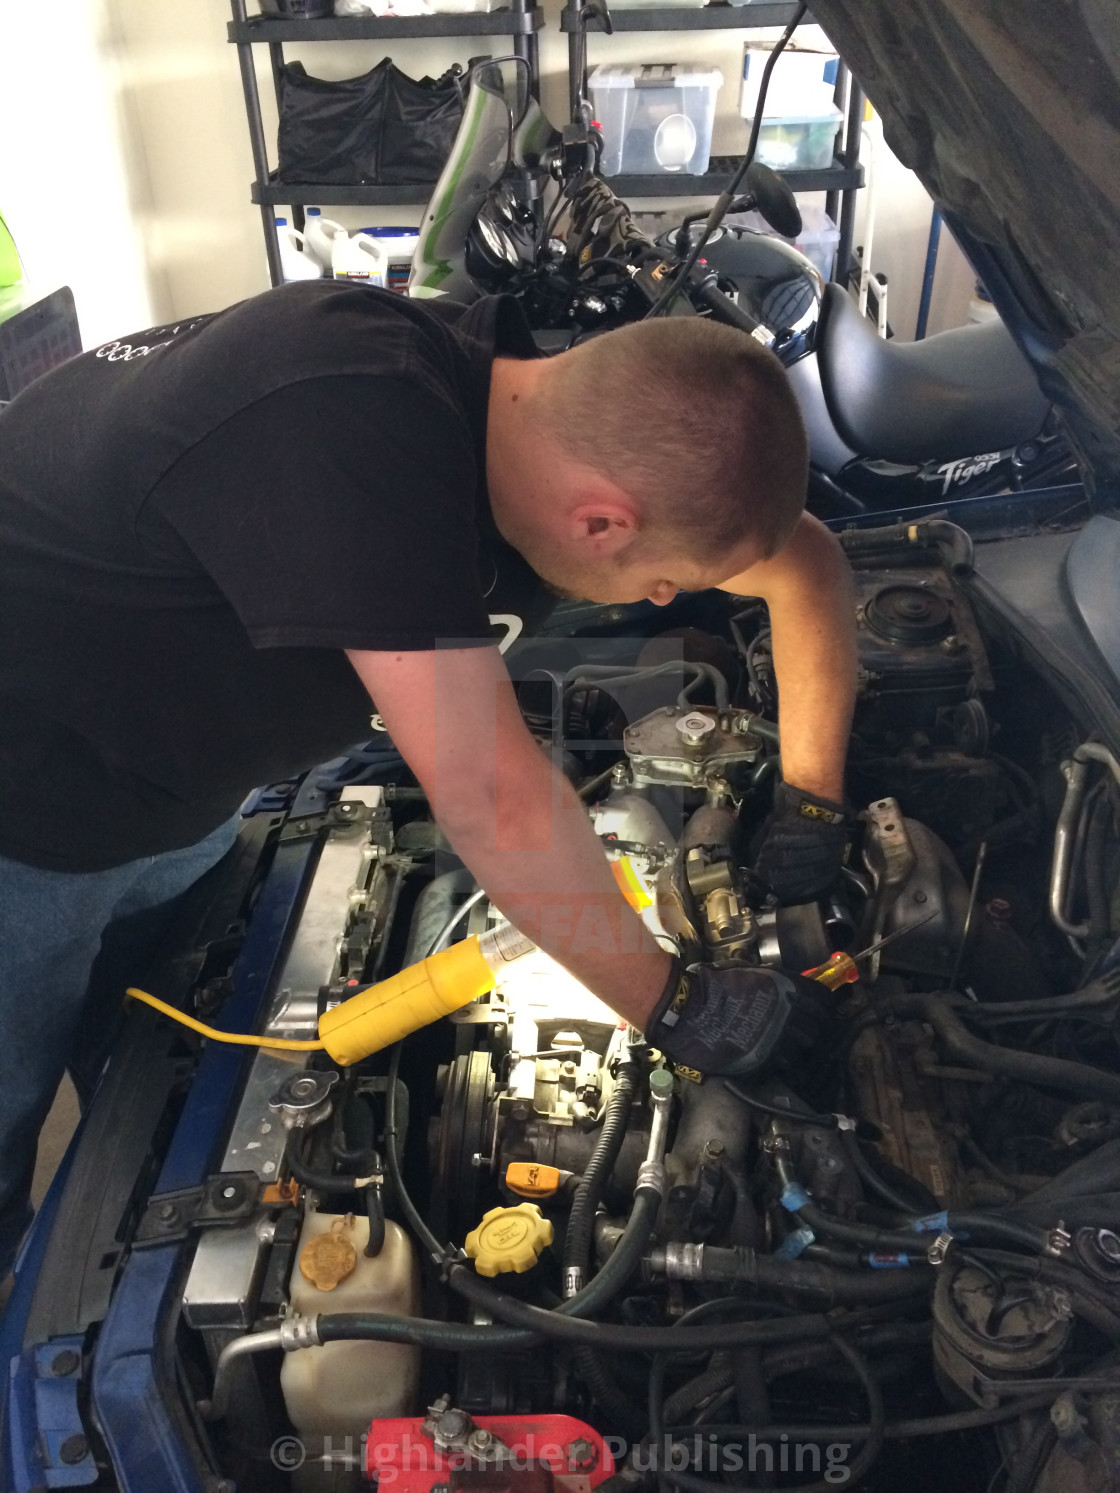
top-left (563, 1061), bottom-right (640, 1290)
top-left (318, 1312), bottom-right (538, 1352)
top-left (401, 868), bottom-right (474, 967)
top-left (839, 1128), bottom-right (929, 1216)
top-left (656, 1335), bottom-right (886, 1493)
top-left (902, 996), bottom-right (1120, 1104)
top-left (443, 1275), bottom-right (885, 1349)
top-left (364, 1167), bottom-right (386, 1259)
top-left (385, 1045), bottom-right (446, 1265)
top-left (1002, 1192), bottom-right (1120, 1230)
top-left (790, 1198), bottom-right (1050, 1258)
top-left (492, 1183), bottom-right (661, 1427)
top-left (761, 1323), bottom-right (932, 1382)
top-left (963, 978), bottom-right (1120, 1022)
top-left (1006, 1415), bottom-right (1059, 1493)
top-left (669, 1396), bottom-right (1059, 1444)
top-left (723, 1165), bottom-right (765, 1250)
top-left (317, 1299), bottom-right (883, 1354)
top-left (1016, 1137), bottom-right (1120, 1205)
top-left (663, 1358), bottom-right (734, 1424)
top-left (336, 1090), bottom-right (385, 1257)
top-left (946, 1212), bottom-right (1057, 1254)
top-left (331, 1070), bottom-right (376, 1167)
top-left (791, 1200), bottom-right (955, 1255)
top-left (565, 1190), bottom-right (659, 1315)
top-left (574, 1346), bottom-right (648, 1438)
top-left (732, 1347), bottom-right (771, 1430)
top-left (680, 1247), bottom-right (930, 1305)
top-left (287, 1128), bottom-right (370, 1195)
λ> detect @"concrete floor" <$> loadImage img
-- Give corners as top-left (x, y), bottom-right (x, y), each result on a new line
top-left (0, 1080), bottom-right (77, 1304)
top-left (31, 1077), bottom-right (80, 1210)
top-left (0, 1086), bottom-right (76, 1307)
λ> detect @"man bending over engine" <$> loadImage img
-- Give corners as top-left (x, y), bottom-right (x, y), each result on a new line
top-left (0, 282), bottom-right (855, 1274)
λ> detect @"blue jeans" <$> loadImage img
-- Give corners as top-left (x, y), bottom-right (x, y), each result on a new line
top-left (0, 817), bottom-right (240, 1274)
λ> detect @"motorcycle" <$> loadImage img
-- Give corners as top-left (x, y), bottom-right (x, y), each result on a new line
top-left (408, 57), bottom-right (1076, 518)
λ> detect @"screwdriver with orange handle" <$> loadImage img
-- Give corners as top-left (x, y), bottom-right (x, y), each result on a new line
top-left (802, 913), bottom-right (936, 989)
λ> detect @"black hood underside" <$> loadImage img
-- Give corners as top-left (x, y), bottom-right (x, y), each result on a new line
top-left (808, 0), bottom-right (1120, 497)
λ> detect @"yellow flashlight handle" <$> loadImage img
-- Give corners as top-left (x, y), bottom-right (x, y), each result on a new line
top-left (318, 934), bottom-right (495, 1066)
top-left (319, 857), bottom-right (648, 1066)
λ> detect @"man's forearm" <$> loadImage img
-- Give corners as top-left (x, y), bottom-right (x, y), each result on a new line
top-left (433, 750), bottom-right (672, 1030)
top-left (346, 643), bottom-right (671, 1029)
top-left (767, 524), bottom-right (856, 801)
top-left (723, 514), bottom-right (856, 801)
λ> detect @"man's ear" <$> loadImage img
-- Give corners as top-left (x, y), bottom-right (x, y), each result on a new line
top-left (567, 495), bottom-right (641, 554)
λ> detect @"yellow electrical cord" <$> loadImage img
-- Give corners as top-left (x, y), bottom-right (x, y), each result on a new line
top-left (125, 987), bottom-right (326, 1051)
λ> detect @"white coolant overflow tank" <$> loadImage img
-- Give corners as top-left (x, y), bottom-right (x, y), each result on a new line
top-left (281, 1211), bottom-right (421, 1437)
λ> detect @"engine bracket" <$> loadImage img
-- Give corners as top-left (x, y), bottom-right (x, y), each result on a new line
top-left (134, 1171), bottom-right (262, 1247)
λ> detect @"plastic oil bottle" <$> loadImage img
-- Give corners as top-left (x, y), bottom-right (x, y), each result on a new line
top-left (330, 229), bottom-right (391, 286)
top-left (302, 208), bottom-right (349, 275)
top-left (274, 216), bottom-right (323, 282)
top-left (280, 1209), bottom-right (421, 1438)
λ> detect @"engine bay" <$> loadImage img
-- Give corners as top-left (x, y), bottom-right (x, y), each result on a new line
top-left (39, 516), bottom-right (1120, 1493)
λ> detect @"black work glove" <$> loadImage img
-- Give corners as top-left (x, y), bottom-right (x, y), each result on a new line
top-left (755, 781), bottom-right (849, 903)
top-left (648, 957), bottom-right (828, 1079)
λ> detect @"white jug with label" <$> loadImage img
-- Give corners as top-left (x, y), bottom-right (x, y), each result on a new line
top-left (302, 208), bottom-right (349, 273)
top-left (330, 230), bottom-right (389, 287)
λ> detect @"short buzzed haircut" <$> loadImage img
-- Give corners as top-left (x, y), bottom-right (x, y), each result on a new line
top-left (536, 318), bottom-right (808, 563)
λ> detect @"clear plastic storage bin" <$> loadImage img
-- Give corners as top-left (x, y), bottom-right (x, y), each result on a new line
top-left (739, 44), bottom-right (838, 119)
top-left (753, 107), bottom-right (842, 172)
top-left (589, 64), bottom-right (723, 177)
top-left (728, 203), bottom-right (840, 281)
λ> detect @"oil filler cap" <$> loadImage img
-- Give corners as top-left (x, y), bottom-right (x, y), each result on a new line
top-left (505, 1162), bottom-right (563, 1200)
top-left (465, 1203), bottom-right (554, 1276)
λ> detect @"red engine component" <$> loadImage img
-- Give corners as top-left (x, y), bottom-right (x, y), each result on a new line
top-left (364, 1409), bottom-right (615, 1490)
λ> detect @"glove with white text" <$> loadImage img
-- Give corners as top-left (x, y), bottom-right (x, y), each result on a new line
top-left (648, 958), bottom-right (828, 1079)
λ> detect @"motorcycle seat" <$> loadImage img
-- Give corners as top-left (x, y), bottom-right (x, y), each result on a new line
top-left (816, 283), bottom-right (1049, 464)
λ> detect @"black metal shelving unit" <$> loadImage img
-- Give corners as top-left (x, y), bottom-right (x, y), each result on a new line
top-left (229, 0), bottom-right (544, 283)
top-left (562, 0), bottom-right (865, 282)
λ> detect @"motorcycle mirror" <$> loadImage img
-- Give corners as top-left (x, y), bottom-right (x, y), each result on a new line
top-left (743, 162), bottom-right (802, 239)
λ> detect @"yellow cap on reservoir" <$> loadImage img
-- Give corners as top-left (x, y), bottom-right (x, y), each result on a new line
top-left (465, 1203), bottom-right (553, 1276)
top-left (318, 934), bottom-right (495, 1066)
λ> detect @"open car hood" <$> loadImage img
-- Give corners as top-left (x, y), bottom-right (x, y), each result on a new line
top-left (808, 0), bottom-right (1120, 500)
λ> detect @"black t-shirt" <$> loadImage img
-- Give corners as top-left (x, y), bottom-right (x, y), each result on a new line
top-left (0, 282), bottom-right (548, 871)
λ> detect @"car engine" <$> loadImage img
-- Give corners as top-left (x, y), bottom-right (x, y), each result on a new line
top-left (45, 518), bottom-right (1120, 1493)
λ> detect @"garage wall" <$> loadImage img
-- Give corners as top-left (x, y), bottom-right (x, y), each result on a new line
top-left (0, 2), bottom-right (156, 346)
top-left (0, 3), bottom-right (973, 344)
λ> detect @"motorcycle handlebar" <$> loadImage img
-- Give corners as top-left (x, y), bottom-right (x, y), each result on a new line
top-left (689, 277), bottom-right (762, 337)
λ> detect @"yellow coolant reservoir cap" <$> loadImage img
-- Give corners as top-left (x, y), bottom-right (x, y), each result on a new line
top-left (299, 1228), bottom-right (358, 1292)
top-left (465, 1203), bottom-right (553, 1277)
